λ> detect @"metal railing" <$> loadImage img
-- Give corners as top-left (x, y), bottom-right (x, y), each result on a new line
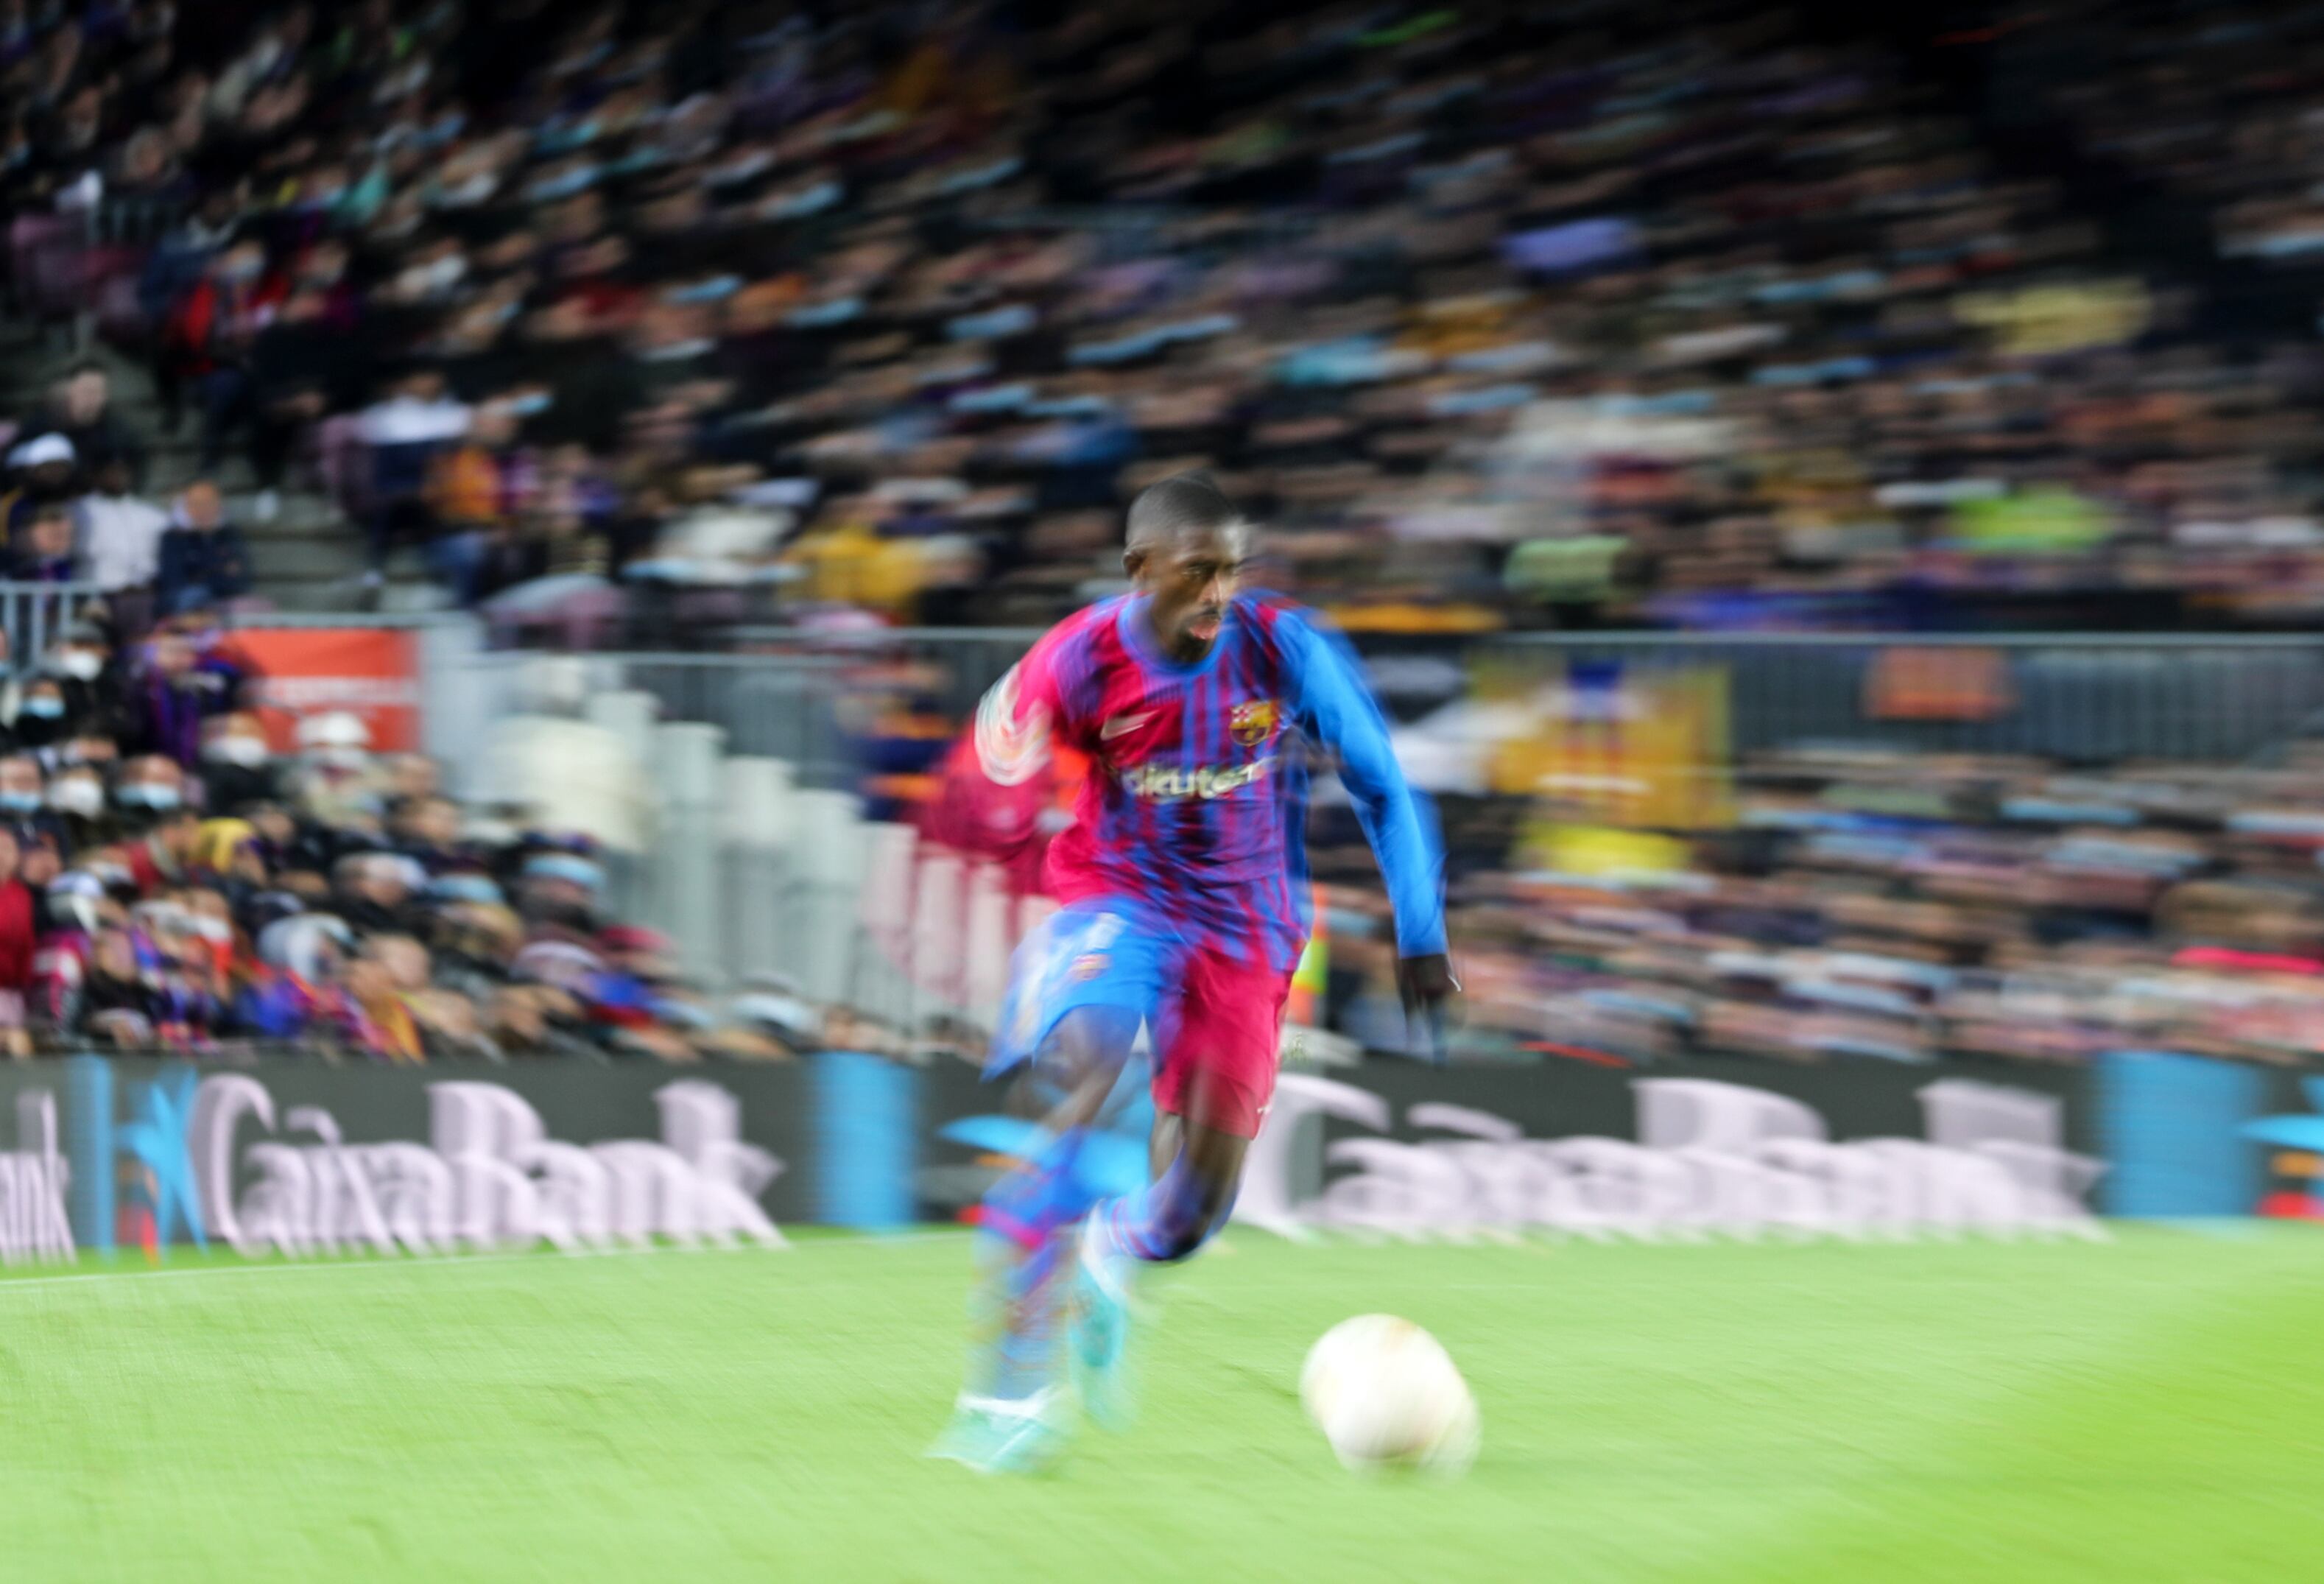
top-left (1475, 631), bottom-right (2324, 764)
top-left (580, 630), bottom-right (2324, 775)
top-left (0, 582), bottom-right (108, 666)
top-left (88, 193), bottom-right (189, 250)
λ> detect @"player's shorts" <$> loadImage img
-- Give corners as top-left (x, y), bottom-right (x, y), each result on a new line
top-left (990, 899), bottom-right (1295, 1139)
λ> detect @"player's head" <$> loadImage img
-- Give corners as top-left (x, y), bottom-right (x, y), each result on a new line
top-left (1124, 473), bottom-right (1250, 660)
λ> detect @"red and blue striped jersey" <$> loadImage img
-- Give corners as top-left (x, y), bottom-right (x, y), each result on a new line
top-left (971, 592), bottom-right (1445, 973)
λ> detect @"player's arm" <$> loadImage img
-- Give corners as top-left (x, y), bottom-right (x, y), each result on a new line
top-left (1278, 610), bottom-right (1455, 1023)
top-left (972, 625), bottom-right (1091, 786)
top-left (921, 621), bottom-right (1098, 859)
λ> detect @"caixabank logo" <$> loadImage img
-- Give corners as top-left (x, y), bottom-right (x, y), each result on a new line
top-left (1236, 1074), bottom-right (2105, 1240)
top-left (0, 1066), bottom-right (787, 1264)
top-left (0, 1088), bottom-right (74, 1264)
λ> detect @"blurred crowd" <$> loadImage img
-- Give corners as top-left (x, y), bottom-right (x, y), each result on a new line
top-left (5, 0), bottom-right (2324, 1072)
top-left (1300, 742), bottom-right (2324, 1069)
top-left (0, 615), bottom-right (825, 1060)
top-left (0, 0), bottom-right (2318, 632)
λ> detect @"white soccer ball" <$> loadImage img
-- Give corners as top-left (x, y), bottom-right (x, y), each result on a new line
top-left (1299, 1314), bottom-right (1479, 1476)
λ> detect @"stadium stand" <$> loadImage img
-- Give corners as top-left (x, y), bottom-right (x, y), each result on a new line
top-left (3, 0), bottom-right (2324, 1070)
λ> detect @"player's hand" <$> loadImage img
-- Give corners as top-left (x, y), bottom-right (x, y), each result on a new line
top-left (1397, 952), bottom-right (1459, 1065)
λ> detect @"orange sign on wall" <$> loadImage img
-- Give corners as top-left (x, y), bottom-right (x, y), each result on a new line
top-left (230, 627), bottom-right (422, 753)
top-left (1864, 646), bottom-right (2013, 722)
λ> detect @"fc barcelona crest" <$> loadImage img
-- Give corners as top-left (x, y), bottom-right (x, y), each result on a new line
top-left (1230, 698), bottom-right (1280, 747)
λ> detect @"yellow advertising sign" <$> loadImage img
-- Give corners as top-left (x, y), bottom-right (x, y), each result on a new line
top-left (1482, 658), bottom-right (1733, 829)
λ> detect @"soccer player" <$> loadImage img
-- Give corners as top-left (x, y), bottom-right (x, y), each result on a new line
top-left (929, 473), bottom-right (1454, 1473)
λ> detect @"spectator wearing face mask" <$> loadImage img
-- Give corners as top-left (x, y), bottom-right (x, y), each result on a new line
top-left (287, 711), bottom-right (378, 828)
top-left (0, 755), bottom-right (40, 819)
top-left (0, 751), bottom-right (63, 858)
top-left (131, 624), bottom-right (247, 769)
top-left (43, 763), bottom-right (110, 849)
top-left (113, 753), bottom-right (186, 821)
top-left (46, 623), bottom-right (120, 727)
top-left (155, 481), bottom-right (252, 616)
top-left (199, 711), bottom-right (278, 809)
top-left (4, 672), bottom-right (66, 753)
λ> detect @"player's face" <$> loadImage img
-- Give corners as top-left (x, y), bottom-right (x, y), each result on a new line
top-left (1134, 524), bottom-right (1245, 659)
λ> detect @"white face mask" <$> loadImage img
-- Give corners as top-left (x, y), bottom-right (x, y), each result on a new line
top-left (48, 778), bottom-right (100, 817)
top-left (206, 735), bottom-right (270, 768)
top-left (311, 747), bottom-right (370, 774)
top-left (52, 650), bottom-right (101, 681)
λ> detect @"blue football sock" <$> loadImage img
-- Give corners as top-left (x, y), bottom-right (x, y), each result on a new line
top-left (969, 1127), bottom-right (1108, 1401)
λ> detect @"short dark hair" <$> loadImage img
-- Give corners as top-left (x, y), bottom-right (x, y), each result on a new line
top-left (1125, 472), bottom-right (1241, 549)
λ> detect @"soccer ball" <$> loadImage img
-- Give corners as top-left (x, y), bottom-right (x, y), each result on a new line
top-left (1299, 1314), bottom-right (1480, 1476)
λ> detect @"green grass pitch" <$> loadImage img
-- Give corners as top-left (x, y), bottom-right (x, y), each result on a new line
top-left (1, 1226), bottom-right (2319, 1582)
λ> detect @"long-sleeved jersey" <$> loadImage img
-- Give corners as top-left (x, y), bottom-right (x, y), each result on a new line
top-left (963, 591), bottom-right (1444, 972)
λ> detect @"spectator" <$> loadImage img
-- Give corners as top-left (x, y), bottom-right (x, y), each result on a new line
top-left (3, 433), bottom-right (78, 542)
top-left (40, 363), bottom-right (142, 485)
top-left (154, 480), bottom-right (252, 616)
top-left (161, 239), bottom-right (281, 475)
top-left (76, 455), bottom-right (170, 597)
top-left (390, 792), bottom-right (464, 874)
top-left (424, 401), bottom-right (530, 605)
top-left (119, 801), bottom-right (197, 893)
top-left (0, 753), bottom-right (44, 821)
top-left (43, 761), bottom-right (109, 850)
top-left (10, 675), bottom-right (75, 753)
top-left (286, 710), bottom-right (377, 828)
top-left (75, 924), bottom-right (152, 1048)
top-left (197, 711), bottom-right (278, 810)
top-left (0, 758), bottom-right (58, 890)
top-left (129, 624), bottom-right (246, 767)
top-left (245, 286), bottom-right (365, 491)
top-left (328, 850), bottom-right (427, 937)
top-left (343, 932), bottom-right (423, 1061)
top-left (141, 190), bottom-right (240, 426)
top-left (43, 622), bottom-right (124, 740)
top-left (378, 753), bottom-right (440, 806)
top-left (113, 753), bottom-right (186, 818)
top-left (0, 826), bottom-right (38, 1055)
top-left (358, 367), bottom-right (471, 591)
top-left (11, 499), bottom-right (79, 582)
top-left (29, 0), bottom-right (2324, 1079)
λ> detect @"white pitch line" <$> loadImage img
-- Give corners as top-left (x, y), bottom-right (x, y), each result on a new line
top-left (0, 1228), bottom-right (971, 1293)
